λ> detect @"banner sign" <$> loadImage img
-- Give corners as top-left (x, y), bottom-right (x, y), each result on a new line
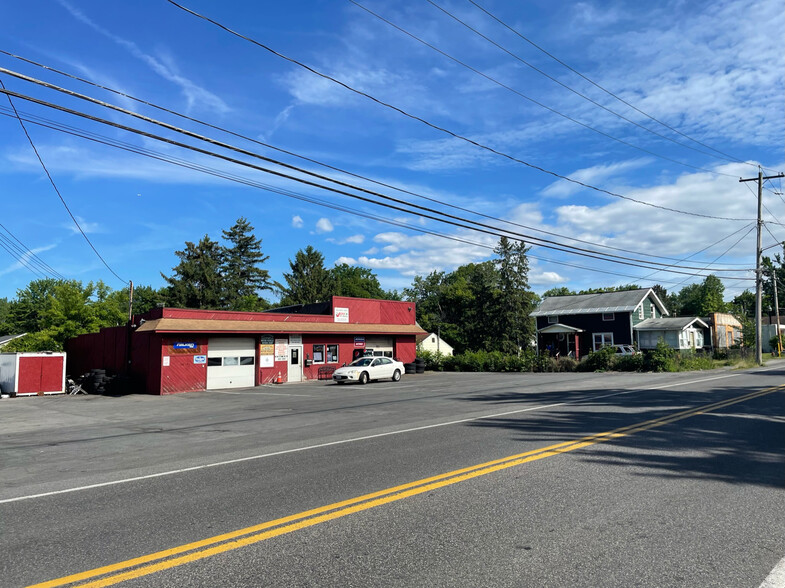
top-left (173, 342), bottom-right (197, 350)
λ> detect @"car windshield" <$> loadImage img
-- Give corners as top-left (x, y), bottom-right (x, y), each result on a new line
top-left (351, 358), bottom-right (374, 367)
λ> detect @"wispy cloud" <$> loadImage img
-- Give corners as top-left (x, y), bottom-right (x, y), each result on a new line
top-left (56, 0), bottom-right (230, 115)
top-left (541, 159), bottom-right (652, 198)
top-left (291, 215), bottom-right (304, 228)
top-left (315, 218), bottom-right (334, 233)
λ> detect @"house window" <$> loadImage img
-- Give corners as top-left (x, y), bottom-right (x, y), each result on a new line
top-left (326, 344), bottom-right (338, 363)
top-left (312, 344), bottom-right (325, 363)
top-left (650, 303), bottom-right (655, 317)
top-left (638, 306), bottom-right (644, 320)
top-left (593, 332), bottom-right (614, 351)
top-left (548, 315), bottom-right (558, 324)
top-left (602, 313), bottom-right (614, 321)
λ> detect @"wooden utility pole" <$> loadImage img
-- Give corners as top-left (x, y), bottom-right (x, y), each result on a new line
top-left (774, 273), bottom-right (782, 356)
top-left (128, 280), bottom-right (134, 323)
top-left (740, 169), bottom-right (785, 364)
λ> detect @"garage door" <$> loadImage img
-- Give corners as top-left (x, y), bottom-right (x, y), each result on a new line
top-left (365, 336), bottom-right (393, 357)
top-left (207, 337), bottom-right (256, 390)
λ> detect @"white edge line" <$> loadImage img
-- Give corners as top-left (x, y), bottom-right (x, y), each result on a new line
top-left (1, 368), bottom-right (776, 505)
top-left (760, 555), bottom-right (785, 588)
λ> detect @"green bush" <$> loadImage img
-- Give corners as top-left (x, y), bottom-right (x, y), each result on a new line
top-left (769, 335), bottom-right (782, 355)
top-left (643, 339), bottom-right (677, 372)
top-left (613, 354), bottom-right (643, 372)
top-left (555, 357), bottom-right (578, 372)
top-left (439, 349), bottom-right (536, 372)
top-left (578, 346), bottom-right (616, 372)
top-left (418, 349), bottom-right (446, 371)
top-left (677, 351), bottom-right (714, 371)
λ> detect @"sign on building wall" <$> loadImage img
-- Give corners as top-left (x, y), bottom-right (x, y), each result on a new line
top-left (289, 334), bottom-right (302, 345)
top-left (274, 339), bottom-right (288, 362)
top-left (260, 335), bottom-right (275, 367)
top-left (334, 307), bottom-right (349, 323)
top-left (194, 355), bottom-right (207, 365)
top-left (354, 336), bottom-right (365, 347)
top-left (162, 356), bottom-right (170, 367)
top-left (173, 342), bottom-right (197, 350)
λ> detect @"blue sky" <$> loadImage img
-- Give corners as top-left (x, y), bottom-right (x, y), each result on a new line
top-left (1, 0), bottom-right (783, 303)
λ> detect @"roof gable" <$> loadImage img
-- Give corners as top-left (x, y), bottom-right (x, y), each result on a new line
top-left (532, 289), bottom-right (668, 317)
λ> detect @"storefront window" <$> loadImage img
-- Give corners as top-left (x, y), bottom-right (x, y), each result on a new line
top-left (313, 344), bottom-right (325, 363)
top-left (327, 344), bottom-right (338, 363)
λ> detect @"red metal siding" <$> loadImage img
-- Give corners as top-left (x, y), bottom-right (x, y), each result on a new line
top-left (17, 356), bottom-right (42, 394)
top-left (394, 336), bottom-right (417, 363)
top-left (159, 336), bottom-right (208, 394)
top-left (40, 356), bottom-right (64, 392)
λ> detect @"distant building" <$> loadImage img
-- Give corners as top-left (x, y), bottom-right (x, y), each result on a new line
top-left (419, 333), bottom-right (454, 356)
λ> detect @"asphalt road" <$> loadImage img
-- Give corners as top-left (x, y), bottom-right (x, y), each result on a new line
top-left (2, 365), bottom-right (784, 587)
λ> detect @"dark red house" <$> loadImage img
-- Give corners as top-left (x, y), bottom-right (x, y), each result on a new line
top-left (66, 296), bottom-right (426, 395)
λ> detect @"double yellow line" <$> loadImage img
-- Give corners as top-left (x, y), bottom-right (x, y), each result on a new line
top-left (30, 385), bottom-right (783, 588)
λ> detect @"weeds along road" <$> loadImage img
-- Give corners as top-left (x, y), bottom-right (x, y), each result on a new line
top-left (2, 366), bottom-right (784, 587)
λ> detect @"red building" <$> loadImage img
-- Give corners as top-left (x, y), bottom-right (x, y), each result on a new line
top-left (66, 296), bottom-right (426, 395)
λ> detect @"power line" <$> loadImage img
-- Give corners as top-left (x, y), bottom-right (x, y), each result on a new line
top-left (0, 222), bottom-right (67, 280)
top-left (351, 0), bottom-right (737, 179)
top-left (0, 53), bottom-right (749, 266)
top-left (465, 0), bottom-right (766, 171)
top-left (360, 0), bottom-right (741, 176)
top-left (0, 78), bottom-right (759, 274)
top-left (0, 77), bottom-right (127, 285)
top-left (0, 106), bottom-right (698, 285)
top-left (0, 97), bottom-right (753, 281)
top-left (162, 1), bottom-right (759, 223)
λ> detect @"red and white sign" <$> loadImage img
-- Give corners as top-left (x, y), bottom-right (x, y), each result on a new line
top-left (334, 307), bottom-right (349, 323)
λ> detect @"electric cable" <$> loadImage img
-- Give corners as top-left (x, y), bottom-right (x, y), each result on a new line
top-left (0, 104), bottom-right (753, 282)
top-left (0, 85), bottom-right (757, 278)
top-left (355, 0), bottom-right (739, 177)
top-left (0, 222), bottom-right (66, 280)
top-left (0, 237), bottom-right (48, 279)
top-left (163, 1), bottom-right (760, 223)
top-left (0, 77), bottom-right (127, 284)
top-left (465, 0), bottom-right (769, 171)
top-left (0, 52), bottom-right (748, 265)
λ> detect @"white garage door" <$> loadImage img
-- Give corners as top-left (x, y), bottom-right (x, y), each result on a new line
top-left (365, 336), bottom-right (393, 357)
top-left (207, 337), bottom-right (256, 390)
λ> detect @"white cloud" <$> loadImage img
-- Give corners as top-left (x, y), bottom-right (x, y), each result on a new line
top-left (64, 216), bottom-right (102, 235)
top-left (541, 159), bottom-right (652, 198)
top-left (315, 218), bottom-right (334, 233)
top-left (56, 0), bottom-right (229, 114)
top-left (291, 215), bottom-right (304, 228)
top-left (530, 271), bottom-right (567, 285)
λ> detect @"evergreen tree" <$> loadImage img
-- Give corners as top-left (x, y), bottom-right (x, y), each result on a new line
top-left (280, 246), bottom-right (334, 305)
top-left (494, 237), bottom-right (537, 354)
top-left (162, 235), bottom-right (225, 309)
top-left (221, 217), bottom-right (276, 309)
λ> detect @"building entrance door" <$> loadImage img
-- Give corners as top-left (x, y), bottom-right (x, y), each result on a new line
top-left (288, 345), bottom-right (303, 382)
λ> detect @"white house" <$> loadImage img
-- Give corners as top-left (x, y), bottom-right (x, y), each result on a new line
top-left (420, 333), bottom-right (454, 356)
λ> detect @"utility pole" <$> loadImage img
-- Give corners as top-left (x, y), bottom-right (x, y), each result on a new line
top-left (773, 273), bottom-right (782, 356)
top-left (740, 169), bottom-right (785, 364)
top-left (128, 280), bottom-right (134, 323)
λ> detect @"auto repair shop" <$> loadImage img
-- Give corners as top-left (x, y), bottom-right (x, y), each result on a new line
top-left (65, 296), bottom-right (426, 394)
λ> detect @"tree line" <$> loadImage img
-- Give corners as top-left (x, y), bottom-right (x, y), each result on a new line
top-left (1, 216), bottom-right (781, 354)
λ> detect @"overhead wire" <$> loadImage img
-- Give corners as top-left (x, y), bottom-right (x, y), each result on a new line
top-left (0, 77), bottom-right (127, 284)
top-left (0, 105), bottom-right (698, 286)
top-left (465, 0), bottom-right (767, 171)
top-left (0, 96), bottom-right (753, 281)
top-left (0, 52), bottom-right (749, 265)
top-left (163, 0), bottom-right (760, 224)
top-left (349, 0), bottom-right (737, 179)
top-left (0, 78), bottom-right (758, 274)
top-left (0, 221), bottom-right (67, 280)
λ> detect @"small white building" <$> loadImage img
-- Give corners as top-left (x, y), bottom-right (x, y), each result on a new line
top-left (420, 333), bottom-right (454, 356)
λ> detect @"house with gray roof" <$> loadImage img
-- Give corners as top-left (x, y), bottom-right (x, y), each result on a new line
top-left (531, 289), bottom-right (668, 359)
top-left (635, 317), bottom-right (709, 350)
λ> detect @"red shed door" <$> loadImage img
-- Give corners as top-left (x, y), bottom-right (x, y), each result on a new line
top-left (18, 356), bottom-right (43, 394)
top-left (40, 356), bottom-right (65, 392)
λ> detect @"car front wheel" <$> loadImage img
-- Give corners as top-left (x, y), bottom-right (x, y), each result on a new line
top-left (392, 369), bottom-right (401, 382)
top-left (359, 372), bottom-right (369, 385)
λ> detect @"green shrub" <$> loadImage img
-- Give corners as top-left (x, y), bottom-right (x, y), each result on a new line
top-left (613, 354), bottom-right (643, 372)
top-left (418, 349), bottom-right (446, 371)
top-left (769, 335), bottom-right (782, 355)
top-left (643, 339), bottom-right (677, 372)
top-left (555, 357), bottom-right (578, 372)
top-left (578, 346), bottom-right (616, 372)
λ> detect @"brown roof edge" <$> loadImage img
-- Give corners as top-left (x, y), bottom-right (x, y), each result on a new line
top-left (136, 318), bottom-right (427, 336)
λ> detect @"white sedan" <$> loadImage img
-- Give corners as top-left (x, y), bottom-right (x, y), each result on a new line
top-left (332, 356), bottom-right (404, 384)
